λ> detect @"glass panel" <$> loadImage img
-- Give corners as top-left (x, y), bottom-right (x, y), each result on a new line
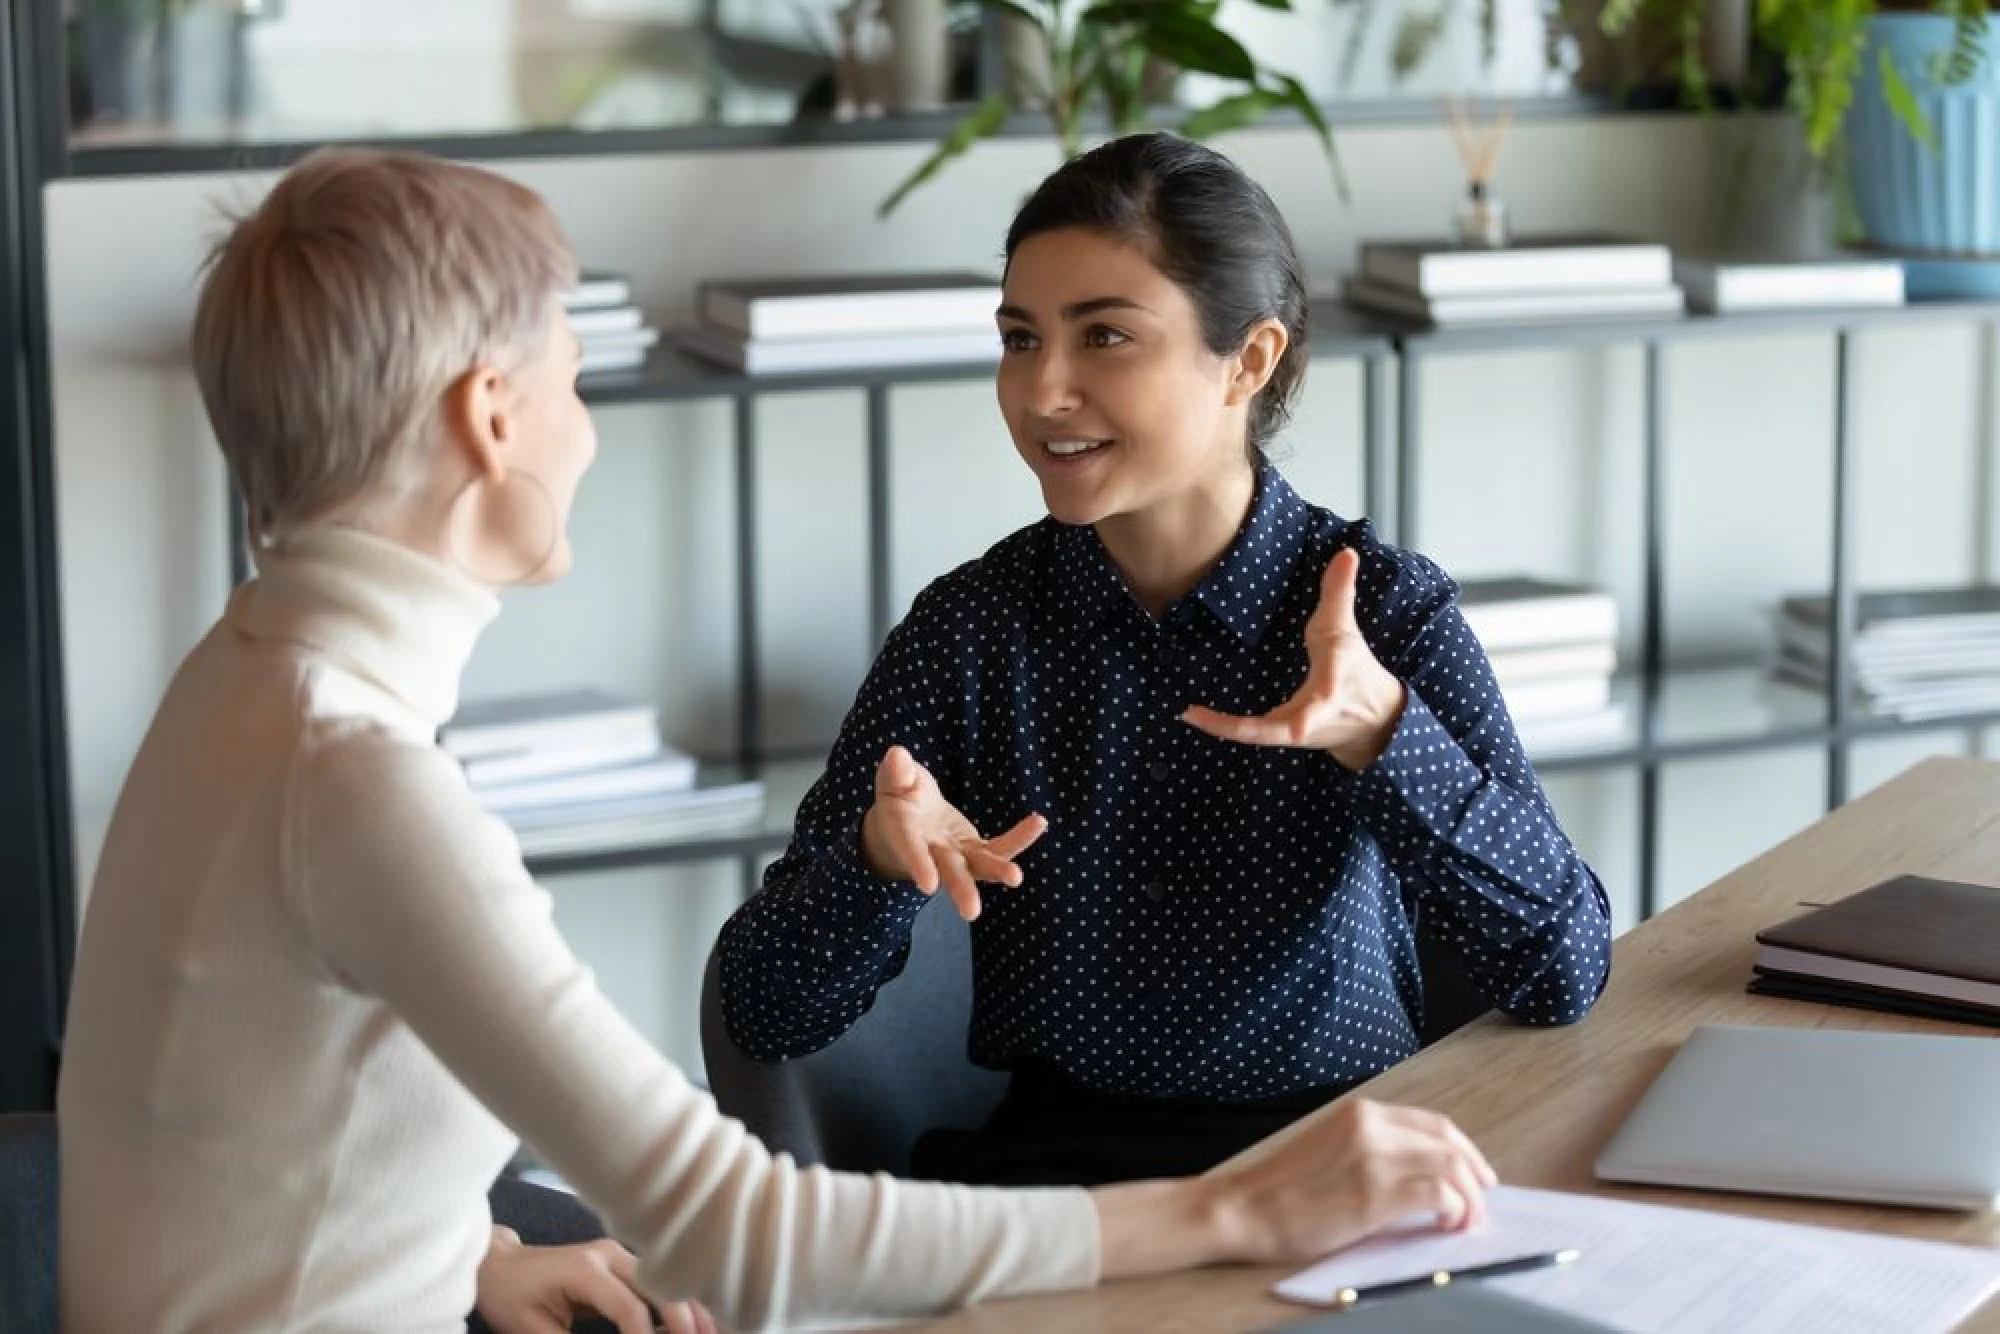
top-left (63, 0), bottom-right (1702, 153)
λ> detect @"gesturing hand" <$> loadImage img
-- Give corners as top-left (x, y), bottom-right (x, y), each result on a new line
top-left (1180, 546), bottom-right (1407, 771)
top-left (859, 745), bottom-right (1048, 921)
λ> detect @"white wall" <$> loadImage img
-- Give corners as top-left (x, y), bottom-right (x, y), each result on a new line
top-left (43, 115), bottom-right (2000, 1077)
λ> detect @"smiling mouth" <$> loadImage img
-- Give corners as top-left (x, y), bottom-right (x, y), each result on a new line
top-left (1043, 438), bottom-right (1113, 458)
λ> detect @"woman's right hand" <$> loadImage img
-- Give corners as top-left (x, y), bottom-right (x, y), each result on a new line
top-left (1091, 1097), bottom-right (1497, 1280)
top-left (859, 745), bottom-right (1048, 921)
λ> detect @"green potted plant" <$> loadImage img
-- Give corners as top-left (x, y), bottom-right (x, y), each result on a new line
top-left (878, 0), bottom-right (1339, 216)
top-left (1599, 0), bottom-right (1997, 257)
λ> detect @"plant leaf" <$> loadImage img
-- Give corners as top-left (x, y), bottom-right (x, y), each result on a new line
top-left (975, 0), bottom-right (1048, 30)
top-left (1179, 89), bottom-right (1275, 139)
top-left (1078, 0), bottom-right (1177, 28)
top-left (1265, 72), bottom-right (1348, 202)
top-left (1133, 10), bottom-right (1258, 80)
top-left (877, 95), bottom-right (1013, 217)
top-left (1945, 0), bottom-right (1990, 85)
top-left (1878, 46), bottom-right (1937, 153)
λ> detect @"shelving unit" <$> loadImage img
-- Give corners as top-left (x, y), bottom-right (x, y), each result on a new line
top-left (226, 296), bottom-right (2000, 919)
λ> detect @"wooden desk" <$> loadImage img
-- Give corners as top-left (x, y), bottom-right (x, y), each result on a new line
top-left (889, 756), bottom-right (2000, 1333)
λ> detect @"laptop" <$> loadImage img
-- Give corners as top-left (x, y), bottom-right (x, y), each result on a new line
top-left (1594, 1023), bottom-right (2000, 1210)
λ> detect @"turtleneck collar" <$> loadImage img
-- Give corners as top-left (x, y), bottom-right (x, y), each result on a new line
top-left (227, 525), bottom-right (500, 729)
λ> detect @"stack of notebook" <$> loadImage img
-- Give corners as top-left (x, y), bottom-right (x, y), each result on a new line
top-left (1342, 234), bottom-right (1685, 328)
top-left (670, 271), bottom-right (1002, 374)
top-left (1749, 873), bottom-right (2000, 1027)
top-left (442, 688), bottom-right (764, 856)
top-left (1459, 577), bottom-right (1627, 756)
top-left (564, 271), bottom-right (659, 376)
top-left (1771, 585), bottom-right (2000, 722)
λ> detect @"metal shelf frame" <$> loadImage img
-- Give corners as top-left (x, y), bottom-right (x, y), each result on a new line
top-left (220, 299), bottom-right (2000, 919)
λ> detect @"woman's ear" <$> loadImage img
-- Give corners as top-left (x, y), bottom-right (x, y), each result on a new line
top-left (1225, 319), bottom-right (1289, 408)
top-left (440, 363), bottom-right (511, 482)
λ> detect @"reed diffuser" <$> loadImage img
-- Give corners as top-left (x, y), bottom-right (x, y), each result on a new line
top-left (1445, 96), bottom-right (1513, 248)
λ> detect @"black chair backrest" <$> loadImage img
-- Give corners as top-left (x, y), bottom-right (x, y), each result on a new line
top-left (704, 891), bottom-right (1495, 1176)
top-left (0, 1112), bottom-right (58, 1334)
top-left (701, 899), bottom-right (1008, 1176)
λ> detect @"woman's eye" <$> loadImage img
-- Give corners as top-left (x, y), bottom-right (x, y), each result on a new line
top-left (1000, 328), bottom-right (1036, 353)
top-left (1083, 325), bottom-right (1128, 348)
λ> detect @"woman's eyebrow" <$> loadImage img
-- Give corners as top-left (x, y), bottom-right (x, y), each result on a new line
top-left (995, 295), bottom-right (1149, 323)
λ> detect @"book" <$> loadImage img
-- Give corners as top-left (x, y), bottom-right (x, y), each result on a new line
top-left (1778, 585), bottom-right (2000, 640)
top-left (575, 326), bottom-right (658, 355)
top-left (1500, 673), bottom-right (1613, 721)
top-left (1358, 234), bottom-right (1674, 298)
top-left (563, 271), bottom-right (631, 311)
top-left (669, 322), bottom-right (1001, 375)
top-left (461, 731), bottom-right (668, 788)
top-left (473, 751), bottom-right (699, 814)
top-left (442, 689), bottom-right (658, 762)
top-left (1674, 255), bottom-right (1905, 313)
top-left (568, 305), bottom-right (645, 338)
top-left (506, 779), bottom-right (768, 858)
top-left (1513, 702), bottom-right (1629, 757)
top-left (1344, 276), bottom-right (1686, 328)
top-left (1753, 874), bottom-right (2000, 1018)
top-left (698, 271), bottom-right (1001, 340)
top-left (578, 346), bottom-right (650, 376)
top-left (1457, 578), bottom-right (1619, 654)
top-left (1487, 642), bottom-right (1618, 686)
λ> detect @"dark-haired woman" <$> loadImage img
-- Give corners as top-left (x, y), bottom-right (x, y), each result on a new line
top-left (718, 131), bottom-right (1612, 1187)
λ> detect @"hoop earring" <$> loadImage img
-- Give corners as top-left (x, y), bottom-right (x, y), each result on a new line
top-left (446, 468), bottom-right (562, 587)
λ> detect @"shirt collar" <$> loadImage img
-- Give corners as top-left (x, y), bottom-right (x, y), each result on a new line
top-left (1045, 466), bottom-right (1312, 645)
top-left (227, 524), bottom-right (501, 728)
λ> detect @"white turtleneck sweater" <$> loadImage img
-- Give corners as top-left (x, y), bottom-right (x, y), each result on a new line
top-left (56, 526), bottom-right (1099, 1333)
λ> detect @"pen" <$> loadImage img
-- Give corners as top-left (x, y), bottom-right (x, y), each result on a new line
top-left (1331, 1247), bottom-right (1581, 1308)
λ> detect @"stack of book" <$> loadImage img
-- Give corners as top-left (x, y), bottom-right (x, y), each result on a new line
top-left (442, 688), bottom-right (765, 857)
top-left (1751, 873), bottom-right (2000, 1027)
top-left (1342, 234), bottom-right (1685, 328)
top-left (1673, 253), bottom-right (1905, 314)
top-left (670, 271), bottom-right (1003, 375)
top-left (1459, 577), bottom-right (1627, 755)
top-left (564, 271), bottom-right (659, 376)
top-left (1770, 586), bottom-right (2000, 722)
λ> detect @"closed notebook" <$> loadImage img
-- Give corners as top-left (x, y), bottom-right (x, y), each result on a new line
top-left (1594, 1023), bottom-right (2000, 1210)
top-left (1752, 873), bottom-right (2000, 1020)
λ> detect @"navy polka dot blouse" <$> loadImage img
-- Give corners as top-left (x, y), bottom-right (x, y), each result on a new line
top-left (718, 467), bottom-right (1612, 1101)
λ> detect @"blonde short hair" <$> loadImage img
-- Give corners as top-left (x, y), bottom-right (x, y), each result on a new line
top-left (191, 148), bottom-right (578, 542)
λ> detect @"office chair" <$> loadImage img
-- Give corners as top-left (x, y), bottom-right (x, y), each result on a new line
top-left (701, 899), bottom-right (1492, 1175)
top-left (0, 1112), bottom-right (58, 1334)
top-left (701, 898), bottom-right (1007, 1177)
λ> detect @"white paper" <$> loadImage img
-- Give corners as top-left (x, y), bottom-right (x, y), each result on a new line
top-left (1276, 1186), bottom-right (2000, 1333)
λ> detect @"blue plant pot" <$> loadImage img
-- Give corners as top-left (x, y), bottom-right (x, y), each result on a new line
top-left (1849, 12), bottom-right (2000, 255)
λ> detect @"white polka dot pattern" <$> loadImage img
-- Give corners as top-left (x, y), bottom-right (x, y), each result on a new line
top-left (717, 468), bottom-right (1612, 1100)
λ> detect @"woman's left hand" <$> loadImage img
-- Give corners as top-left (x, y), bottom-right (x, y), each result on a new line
top-left (1180, 547), bottom-right (1407, 771)
top-left (475, 1225), bottom-right (720, 1334)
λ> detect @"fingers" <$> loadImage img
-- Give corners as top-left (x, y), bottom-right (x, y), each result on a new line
top-left (1180, 703), bottom-right (1311, 748)
top-left (983, 812), bottom-right (1049, 862)
top-left (936, 843), bottom-right (983, 922)
top-left (1378, 1104), bottom-right (1497, 1189)
top-left (874, 744), bottom-right (921, 799)
top-left (1316, 547), bottom-right (1362, 639)
top-left (885, 816), bottom-right (941, 894)
top-left (576, 1268), bottom-right (654, 1334)
top-left (659, 1301), bottom-right (719, 1334)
